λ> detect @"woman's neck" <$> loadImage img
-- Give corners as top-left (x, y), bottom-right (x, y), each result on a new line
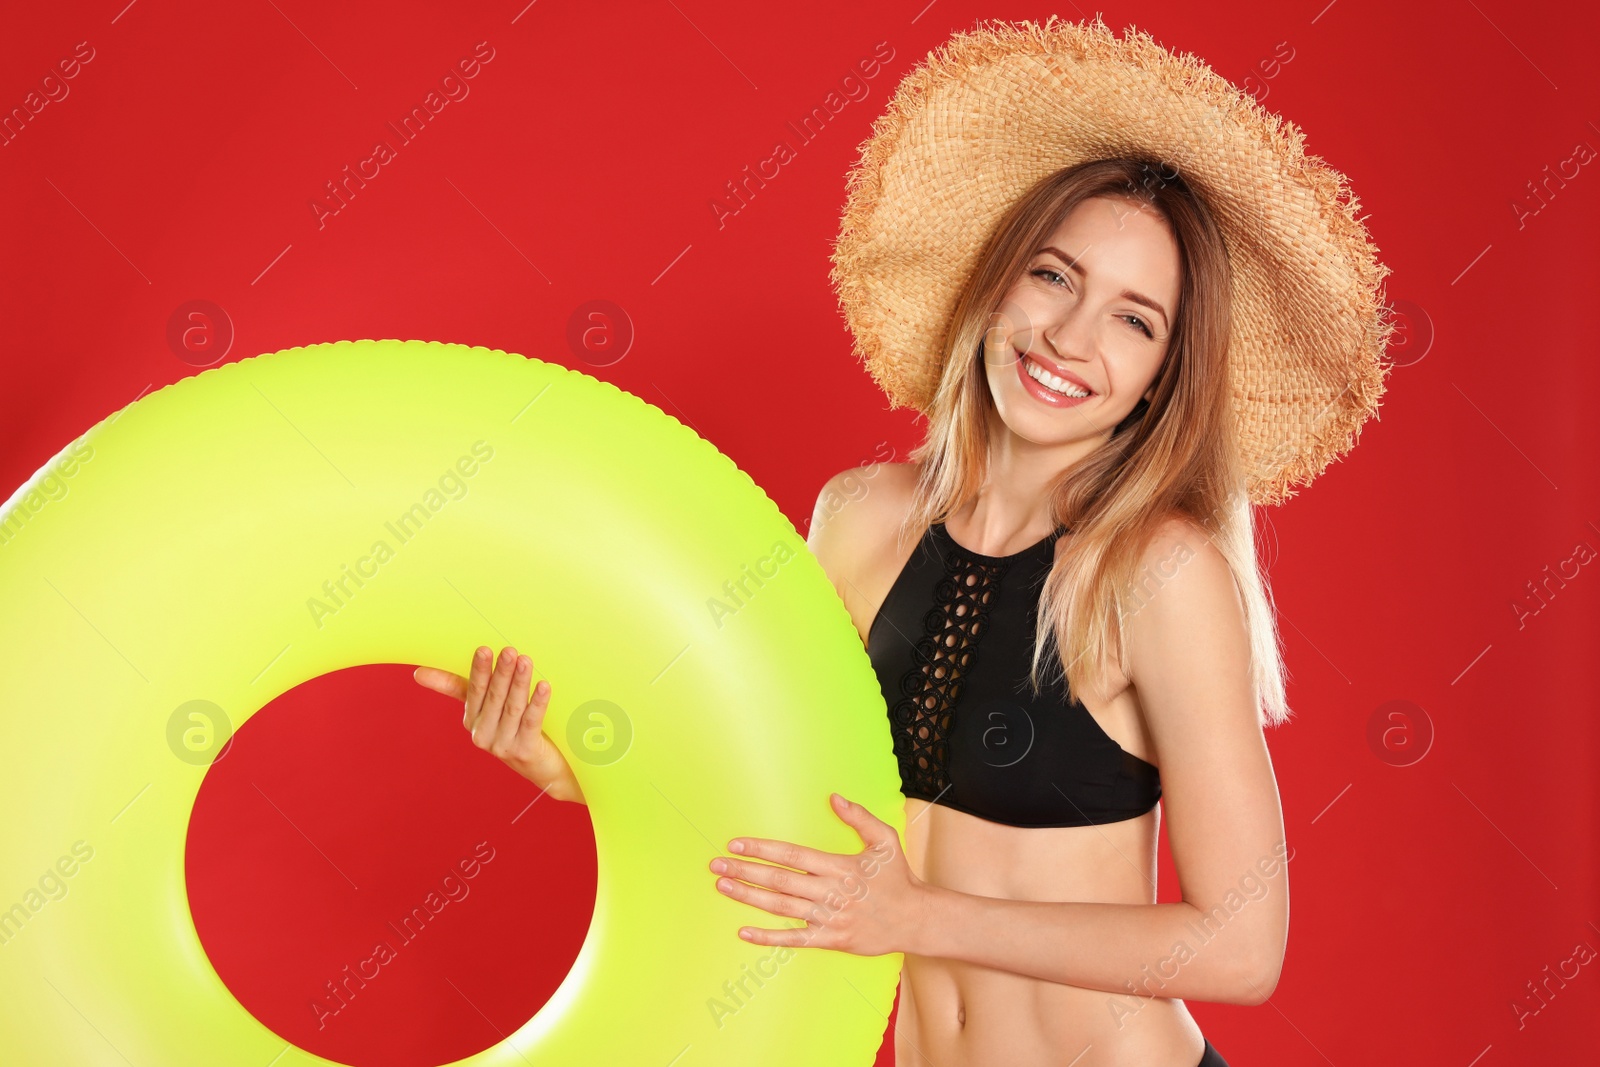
top-left (954, 411), bottom-right (1095, 551)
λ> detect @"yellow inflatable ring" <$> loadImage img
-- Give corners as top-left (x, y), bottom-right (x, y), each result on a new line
top-left (0, 339), bottom-right (903, 1066)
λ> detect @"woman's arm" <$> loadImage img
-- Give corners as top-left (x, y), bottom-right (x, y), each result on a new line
top-left (908, 518), bottom-right (1290, 1007)
top-left (805, 467), bottom-right (864, 610)
top-left (804, 460), bottom-right (908, 646)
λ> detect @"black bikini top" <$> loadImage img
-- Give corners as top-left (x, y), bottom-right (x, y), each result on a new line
top-left (866, 521), bottom-right (1162, 829)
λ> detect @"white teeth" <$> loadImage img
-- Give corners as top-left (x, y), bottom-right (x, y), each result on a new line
top-left (1022, 356), bottom-right (1090, 397)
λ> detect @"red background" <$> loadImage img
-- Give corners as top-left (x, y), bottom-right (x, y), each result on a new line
top-left (3, 1), bottom-right (1598, 1064)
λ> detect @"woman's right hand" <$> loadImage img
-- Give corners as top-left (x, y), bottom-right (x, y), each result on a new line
top-left (413, 645), bottom-right (586, 805)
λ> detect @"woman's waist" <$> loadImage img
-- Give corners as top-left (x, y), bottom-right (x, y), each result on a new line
top-left (905, 798), bottom-right (1159, 901)
top-left (900, 955), bottom-right (1205, 1066)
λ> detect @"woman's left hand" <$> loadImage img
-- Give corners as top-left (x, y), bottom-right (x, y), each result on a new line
top-left (710, 792), bottom-right (927, 957)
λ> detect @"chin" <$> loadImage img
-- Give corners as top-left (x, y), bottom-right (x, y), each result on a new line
top-left (992, 396), bottom-right (1080, 447)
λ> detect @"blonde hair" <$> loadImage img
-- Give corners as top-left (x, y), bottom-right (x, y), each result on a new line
top-left (896, 158), bottom-right (1291, 728)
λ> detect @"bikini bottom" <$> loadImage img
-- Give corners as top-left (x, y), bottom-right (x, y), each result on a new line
top-left (1198, 1037), bottom-right (1230, 1066)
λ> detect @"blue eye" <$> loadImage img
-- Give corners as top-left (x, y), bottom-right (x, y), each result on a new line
top-left (1030, 269), bottom-right (1155, 339)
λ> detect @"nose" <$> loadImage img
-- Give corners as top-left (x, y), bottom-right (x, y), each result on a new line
top-left (1037, 301), bottom-right (1095, 363)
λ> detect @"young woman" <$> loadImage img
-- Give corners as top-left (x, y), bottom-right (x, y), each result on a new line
top-left (415, 18), bottom-right (1393, 1067)
top-left (777, 159), bottom-right (1287, 1066)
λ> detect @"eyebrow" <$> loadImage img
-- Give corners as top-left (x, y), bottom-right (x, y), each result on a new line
top-left (1037, 245), bottom-right (1170, 329)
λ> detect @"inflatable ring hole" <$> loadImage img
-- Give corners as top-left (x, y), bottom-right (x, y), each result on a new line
top-left (185, 663), bottom-right (596, 1067)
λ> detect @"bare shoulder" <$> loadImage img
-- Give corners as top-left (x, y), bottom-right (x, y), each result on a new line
top-left (1136, 513), bottom-right (1227, 581)
top-left (806, 459), bottom-right (921, 640)
top-left (806, 458), bottom-right (920, 586)
top-left (1125, 512), bottom-right (1247, 675)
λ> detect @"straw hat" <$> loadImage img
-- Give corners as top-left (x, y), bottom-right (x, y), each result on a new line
top-left (828, 15), bottom-right (1396, 506)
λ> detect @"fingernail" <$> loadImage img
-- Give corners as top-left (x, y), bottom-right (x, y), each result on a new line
top-left (729, 840), bottom-right (745, 853)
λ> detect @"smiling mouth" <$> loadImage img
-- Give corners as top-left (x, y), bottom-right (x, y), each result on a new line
top-left (1017, 351), bottom-right (1093, 398)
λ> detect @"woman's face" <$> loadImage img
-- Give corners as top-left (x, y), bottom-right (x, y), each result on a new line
top-left (982, 195), bottom-right (1181, 447)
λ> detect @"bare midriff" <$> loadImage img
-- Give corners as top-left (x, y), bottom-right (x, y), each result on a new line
top-left (892, 796), bottom-right (1207, 1067)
